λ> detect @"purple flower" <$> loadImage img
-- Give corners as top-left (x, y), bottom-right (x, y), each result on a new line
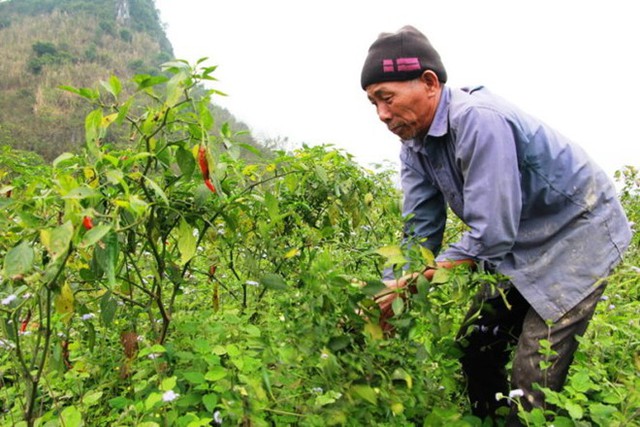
top-left (162, 390), bottom-right (179, 402)
top-left (1, 294), bottom-right (17, 305)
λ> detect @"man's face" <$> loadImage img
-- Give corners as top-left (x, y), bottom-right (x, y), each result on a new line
top-left (366, 76), bottom-right (439, 140)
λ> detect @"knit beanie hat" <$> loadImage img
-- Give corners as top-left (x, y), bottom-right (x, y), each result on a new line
top-left (360, 25), bottom-right (447, 90)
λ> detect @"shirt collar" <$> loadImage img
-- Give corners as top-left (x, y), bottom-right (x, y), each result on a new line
top-left (403, 85), bottom-right (450, 152)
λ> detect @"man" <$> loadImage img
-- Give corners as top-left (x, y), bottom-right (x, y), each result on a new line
top-left (361, 25), bottom-right (631, 424)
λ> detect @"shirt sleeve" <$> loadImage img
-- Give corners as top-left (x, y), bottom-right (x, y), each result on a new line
top-left (400, 149), bottom-right (446, 255)
top-left (437, 106), bottom-right (522, 264)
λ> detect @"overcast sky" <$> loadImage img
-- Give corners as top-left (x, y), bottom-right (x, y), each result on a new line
top-left (154, 0), bottom-right (639, 179)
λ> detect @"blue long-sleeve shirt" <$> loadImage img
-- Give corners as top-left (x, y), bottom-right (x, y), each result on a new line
top-left (400, 85), bottom-right (632, 321)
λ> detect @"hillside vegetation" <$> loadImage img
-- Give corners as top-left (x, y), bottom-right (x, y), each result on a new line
top-left (0, 0), bottom-right (258, 161)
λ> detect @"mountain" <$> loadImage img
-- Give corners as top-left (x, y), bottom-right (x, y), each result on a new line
top-left (0, 0), bottom-right (260, 161)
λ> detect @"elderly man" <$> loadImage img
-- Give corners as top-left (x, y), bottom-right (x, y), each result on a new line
top-left (361, 25), bottom-right (631, 424)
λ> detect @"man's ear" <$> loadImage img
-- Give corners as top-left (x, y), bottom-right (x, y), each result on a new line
top-left (420, 70), bottom-right (441, 90)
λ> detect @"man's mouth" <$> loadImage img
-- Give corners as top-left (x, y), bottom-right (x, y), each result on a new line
top-left (389, 124), bottom-right (404, 133)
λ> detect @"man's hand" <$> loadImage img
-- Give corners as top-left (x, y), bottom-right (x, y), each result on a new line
top-left (374, 259), bottom-right (475, 329)
top-left (376, 274), bottom-right (416, 313)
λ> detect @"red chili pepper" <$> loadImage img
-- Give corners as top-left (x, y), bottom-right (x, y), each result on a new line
top-left (204, 178), bottom-right (216, 193)
top-left (82, 216), bottom-right (94, 230)
top-left (198, 145), bottom-right (209, 177)
top-left (20, 310), bottom-right (31, 333)
top-left (198, 145), bottom-right (216, 193)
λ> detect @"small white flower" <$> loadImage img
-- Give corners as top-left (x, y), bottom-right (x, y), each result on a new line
top-left (136, 335), bottom-right (145, 342)
top-left (320, 352), bottom-right (329, 359)
top-left (0, 338), bottom-right (15, 349)
top-left (312, 387), bottom-right (323, 393)
top-left (509, 389), bottom-right (525, 398)
top-left (148, 353), bottom-right (161, 360)
top-left (279, 315), bottom-right (285, 322)
top-left (1, 294), bottom-right (17, 305)
top-left (480, 325), bottom-right (489, 333)
top-left (213, 410), bottom-right (223, 425)
top-left (81, 313), bottom-right (95, 321)
top-left (630, 266), bottom-right (640, 273)
top-left (608, 304), bottom-right (616, 310)
top-left (162, 390), bottom-right (179, 402)
top-left (22, 293), bottom-right (32, 299)
top-left (599, 295), bottom-right (609, 301)
top-left (492, 325), bottom-right (499, 336)
top-left (245, 280), bottom-right (259, 287)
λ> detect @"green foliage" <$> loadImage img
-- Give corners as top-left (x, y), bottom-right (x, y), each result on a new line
top-left (0, 0), bottom-right (185, 161)
top-left (28, 40), bottom-right (74, 74)
top-left (0, 61), bottom-right (638, 427)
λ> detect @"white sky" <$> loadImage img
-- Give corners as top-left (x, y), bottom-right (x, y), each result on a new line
top-left (154, 0), bottom-right (639, 179)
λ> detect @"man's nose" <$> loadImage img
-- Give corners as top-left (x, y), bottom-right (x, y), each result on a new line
top-left (377, 104), bottom-right (392, 123)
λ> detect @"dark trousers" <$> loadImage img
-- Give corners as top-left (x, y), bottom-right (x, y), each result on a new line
top-left (457, 281), bottom-right (606, 426)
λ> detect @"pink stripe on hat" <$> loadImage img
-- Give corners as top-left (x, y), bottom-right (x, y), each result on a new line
top-left (382, 59), bottom-right (394, 72)
top-left (396, 57), bottom-right (420, 71)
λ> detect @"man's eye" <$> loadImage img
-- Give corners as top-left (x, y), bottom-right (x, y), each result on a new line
top-left (383, 96), bottom-right (393, 103)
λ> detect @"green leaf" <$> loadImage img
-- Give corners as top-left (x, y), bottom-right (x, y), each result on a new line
top-left (197, 98), bottom-right (214, 130)
top-left (364, 323), bottom-right (383, 340)
top-left (161, 376), bottom-right (177, 391)
top-left (264, 192), bottom-right (280, 221)
top-left (202, 393), bottom-right (218, 412)
top-left (82, 390), bottom-right (103, 407)
top-left (52, 152), bottom-right (77, 168)
top-left (359, 280), bottom-right (387, 296)
top-left (80, 224), bottom-right (112, 248)
top-left (391, 368), bottom-right (413, 389)
top-left (54, 282), bottom-right (74, 318)
top-left (391, 297), bottom-right (404, 316)
top-left (350, 385), bottom-right (377, 405)
top-left (101, 75), bottom-right (122, 98)
top-left (60, 405), bottom-right (82, 427)
top-left (177, 218), bottom-right (197, 266)
top-left (419, 245), bottom-right (435, 266)
top-left (375, 245), bottom-right (408, 267)
top-left (133, 74), bottom-right (169, 90)
top-left (204, 366), bottom-right (227, 381)
top-left (3, 241), bottom-right (34, 277)
top-left (143, 175), bottom-right (169, 205)
top-left (94, 231), bottom-right (119, 287)
top-left (108, 396), bottom-right (129, 409)
top-left (565, 401), bottom-right (583, 420)
top-left (260, 273), bottom-right (287, 291)
top-left (59, 85), bottom-right (99, 100)
top-left (145, 392), bottom-right (162, 410)
top-left (63, 187), bottom-right (99, 200)
top-left (431, 268), bottom-right (450, 285)
top-left (184, 371), bottom-right (205, 385)
top-left (85, 109), bottom-right (103, 158)
top-left (328, 336), bottom-right (351, 352)
top-left (588, 403), bottom-right (618, 426)
top-left (176, 146), bottom-right (195, 177)
top-left (100, 291), bottom-right (118, 326)
top-left (40, 221), bottom-right (74, 261)
top-left (165, 71), bottom-right (185, 107)
top-left (138, 344), bottom-right (167, 358)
